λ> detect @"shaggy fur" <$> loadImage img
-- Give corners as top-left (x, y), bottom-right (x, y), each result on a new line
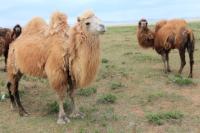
top-left (155, 19), bottom-right (187, 33)
top-left (0, 25), bottom-right (22, 71)
top-left (155, 20), bottom-right (167, 32)
top-left (137, 19), bottom-right (155, 48)
top-left (154, 19), bottom-right (194, 77)
top-left (7, 11), bottom-right (105, 124)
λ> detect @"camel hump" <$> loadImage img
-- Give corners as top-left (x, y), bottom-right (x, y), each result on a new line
top-left (155, 20), bottom-right (167, 32)
top-left (23, 17), bottom-right (48, 35)
top-left (78, 10), bottom-right (95, 21)
top-left (49, 11), bottom-right (69, 35)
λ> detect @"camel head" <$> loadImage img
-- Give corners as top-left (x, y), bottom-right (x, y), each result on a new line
top-left (12, 24), bottom-right (22, 40)
top-left (77, 10), bottom-right (106, 35)
top-left (138, 19), bottom-right (148, 31)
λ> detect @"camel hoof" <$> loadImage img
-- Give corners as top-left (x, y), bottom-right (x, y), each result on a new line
top-left (178, 70), bottom-right (182, 74)
top-left (10, 104), bottom-right (17, 111)
top-left (164, 70), bottom-right (168, 74)
top-left (167, 69), bottom-right (171, 72)
top-left (19, 110), bottom-right (29, 117)
top-left (64, 116), bottom-right (71, 123)
top-left (57, 119), bottom-right (66, 124)
top-left (23, 112), bottom-right (29, 117)
top-left (57, 117), bottom-right (70, 124)
top-left (70, 112), bottom-right (85, 119)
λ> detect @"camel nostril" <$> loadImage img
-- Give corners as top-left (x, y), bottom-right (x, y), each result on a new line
top-left (100, 24), bottom-right (105, 29)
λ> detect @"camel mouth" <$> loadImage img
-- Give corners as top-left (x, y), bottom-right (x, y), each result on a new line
top-left (99, 29), bottom-right (106, 34)
top-left (99, 26), bottom-right (106, 34)
top-left (16, 28), bottom-right (21, 32)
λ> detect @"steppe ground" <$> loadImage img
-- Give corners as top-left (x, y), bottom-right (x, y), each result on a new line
top-left (0, 22), bottom-right (200, 133)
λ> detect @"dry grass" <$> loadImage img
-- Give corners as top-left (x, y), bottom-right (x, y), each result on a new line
top-left (0, 22), bottom-right (200, 133)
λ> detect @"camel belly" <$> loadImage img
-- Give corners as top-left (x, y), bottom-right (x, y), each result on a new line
top-left (14, 44), bottom-right (47, 77)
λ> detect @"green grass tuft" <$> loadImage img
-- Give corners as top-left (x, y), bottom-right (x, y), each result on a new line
top-left (110, 82), bottom-right (124, 90)
top-left (0, 80), bottom-right (5, 87)
top-left (169, 75), bottom-right (193, 85)
top-left (102, 58), bottom-right (109, 63)
top-left (147, 92), bottom-right (165, 102)
top-left (146, 111), bottom-right (184, 125)
top-left (133, 53), bottom-right (160, 62)
top-left (77, 87), bottom-right (97, 97)
top-left (47, 100), bottom-right (72, 114)
top-left (0, 93), bottom-right (9, 101)
top-left (97, 94), bottom-right (117, 104)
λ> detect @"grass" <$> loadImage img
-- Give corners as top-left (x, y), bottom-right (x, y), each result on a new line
top-left (0, 80), bottom-right (5, 87)
top-left (90, 107), bottom-right (118, 126)
top-left (146, 111), bottom-right (184, 125)
top-left (133, 53), bottom-right (160, 63)
top-left (102, 58), bottom-right (109, 63)
top-left (47, 100), bottom-right (72, 114)
top-left (0, 93), bottom-right (9, 101)
top-left (169, 74), bottom-right (193, 85)
top-left (146, 91), bottom-right (185, 103)
top-left (0, 23), bottom-right (200, 132)
top-left (97, 94), bottom-right (117, 104)
top-left (77, 87), bottom-right (97, 96)
top-left (22, 75), bottom-right (48, 83)
top-left (110, 82), bottom-right (124, 90)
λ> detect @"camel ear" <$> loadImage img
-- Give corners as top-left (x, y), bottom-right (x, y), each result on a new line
top-left (77, 17), bottom-right (81, 22)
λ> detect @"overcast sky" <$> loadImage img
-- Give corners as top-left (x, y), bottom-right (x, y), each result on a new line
top-left (0, 0), bottom-right (199, 27)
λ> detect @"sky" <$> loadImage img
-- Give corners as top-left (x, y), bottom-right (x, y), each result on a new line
top-left (0, 0), bottom-right (200, 27)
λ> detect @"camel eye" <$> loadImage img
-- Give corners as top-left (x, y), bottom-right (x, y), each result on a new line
top-left (85, 22), bottom-right (90, 26)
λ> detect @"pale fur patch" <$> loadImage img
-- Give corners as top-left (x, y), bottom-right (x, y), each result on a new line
top-left (48, 12), bottom-right (69, 35)
top-left (78, 10), bottom-right (95, 21)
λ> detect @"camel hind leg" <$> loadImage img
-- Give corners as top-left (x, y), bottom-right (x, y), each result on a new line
top-left (7, 72), bottom-right (28, 116)
top-left (187, 51), bottom-right (194, 78)
top-left (187, 45), bottom-right (194, 78)
top-left (178, 48), bottom-right (186, 75)
top-left (7, 82), bottom-right (16, 110)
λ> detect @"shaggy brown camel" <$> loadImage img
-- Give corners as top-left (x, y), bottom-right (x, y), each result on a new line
top-left (0, 24), bottom-right (22, 71)
top-left (7, 11), bottom-right (106, 124)
top-left (137, 19), bottom-right (195, 77)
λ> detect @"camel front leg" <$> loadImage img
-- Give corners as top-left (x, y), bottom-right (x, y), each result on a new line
top-left (54, 83), bottom-right (70, 124)
top-left (69, 89), bottom-right (85, 119)
top-left (67, 69), bottom-right (85, 119)
top-left (166, 52), bottom-right (171, 72)
top-left (57, 98), bottom-right (70, 124)
top-left (161, 53), bottom-right (167, 73)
